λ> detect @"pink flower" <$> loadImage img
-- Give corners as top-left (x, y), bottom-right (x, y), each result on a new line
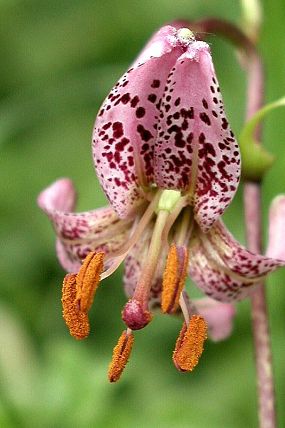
top-left (38, 26), bottom-right (285, 381)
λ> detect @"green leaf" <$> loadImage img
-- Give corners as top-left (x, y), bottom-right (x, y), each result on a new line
top-left (239, 96), bottom-right (285, 181)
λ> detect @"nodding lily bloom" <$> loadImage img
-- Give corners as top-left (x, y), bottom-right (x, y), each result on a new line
top-left (38, 25), bottom-right (285, 382)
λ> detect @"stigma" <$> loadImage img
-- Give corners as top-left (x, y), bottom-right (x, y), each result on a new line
top-left (176, 27), bottom-right (196, 45)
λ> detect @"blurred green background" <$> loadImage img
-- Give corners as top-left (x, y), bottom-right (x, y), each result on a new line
top-left (1, 1), bottom-right (285, 427)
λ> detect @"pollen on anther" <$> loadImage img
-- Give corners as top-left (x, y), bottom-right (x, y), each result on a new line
top-left (161, 245), bottom-right (189, 314)
top-left (108, 330), bottom-right (134, 383)
top-left (173, 315), bottom-right (207, 372)
top-left (76, 251), bottom-right (104, 312)
top-left (62, 273), bottom-right (90, 340)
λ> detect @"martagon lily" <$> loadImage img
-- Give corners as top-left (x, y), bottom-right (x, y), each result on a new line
top-left (38, 25), bottom-right (285, 382)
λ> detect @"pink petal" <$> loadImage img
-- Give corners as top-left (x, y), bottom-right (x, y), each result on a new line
top-left (207, 221), bottom-right (285, 277)
top-left (38, 177), bottom-right (77, 212)
top-left (189, 220), bottom-right (285, 302)
top-left (154, 41), bottom-right (240, 231)
top-left (38, 178), bottom-right (130, 272)
top-left (195, 298), bottom-right (236, 342)
top-left (266, 195), bottom-right (285, 259)
top-left (189, 241), bottom-right (256, 302)
top-left (56, 239), bottom-right (82, 272)
top-left (92, 26), bottom-right (182, 219)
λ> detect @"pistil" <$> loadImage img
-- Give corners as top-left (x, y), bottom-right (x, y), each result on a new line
top-left (122, 209), bottom-right (169, 329)
top-left (122, 189), bottom-right (184, 330)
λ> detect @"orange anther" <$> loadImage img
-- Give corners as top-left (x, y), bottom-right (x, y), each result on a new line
top-left (76, 251), bottom-right (104, 312)
top-left (173, 315), bottom-right (207, 372)
top-left (61, 273), bottom-right (90, 340)
top-left (108, 330), bottom-right (134, 383)
top-left (161, 244), bottom-right (189, 314)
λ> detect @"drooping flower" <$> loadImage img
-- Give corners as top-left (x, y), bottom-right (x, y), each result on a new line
top-left (38, 25), bottom-right (285, 382)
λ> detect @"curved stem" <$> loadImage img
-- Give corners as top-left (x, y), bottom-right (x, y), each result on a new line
top-left (186, 18), bottom-right (276, 428)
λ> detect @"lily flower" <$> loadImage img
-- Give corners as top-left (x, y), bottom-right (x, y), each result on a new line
top-left (38, 25), bottom-right (285, 382)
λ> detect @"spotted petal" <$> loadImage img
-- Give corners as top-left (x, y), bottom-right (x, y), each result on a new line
top-left (92, 26), bottom-right (183, 219)
top-left (38, 178), bottom-right (130, 272)
top-left (189, 220), bottom-right (285, 302)
top-left (154, 41), bottom-right (240, 231)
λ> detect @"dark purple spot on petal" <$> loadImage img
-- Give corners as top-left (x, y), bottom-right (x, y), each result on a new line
top-left (148, 94), bottom-right (157, 103)
top-left (151, 79), bottom-right (160, 88)
top-left (136, 107), bottom-right (146, 118)
top-left (121, 93), bottom-right (130, 104)
top-left (137, 124), bottom-right (153, 142)
top-left (131, 96), bottom-right (139, 108)
top-left (200, 112), bottom-right (211, 126)
top-left (112, 122), bottom-right (124, 139)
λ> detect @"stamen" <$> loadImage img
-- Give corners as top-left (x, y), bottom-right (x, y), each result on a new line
top-left (76, 251), bottom-right (104, 312)
top-left (108, 330), bottom-right (134, 383)
top-left (173, 315), bottom-right (207, 372)
top-left (104, 190), bottom-right (162, 262)
top-left (122, 299), bottom-right (152, 330)
top-left (161, 245), bottom-right (189, 314)
top-left (100, 253), bottom-right (127, 281)
top-left (61, 273), bottom-right (90, 340)
top-left (179, 292), bottom-right (190, 326)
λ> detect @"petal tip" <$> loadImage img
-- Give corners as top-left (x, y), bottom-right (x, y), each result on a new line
top-left (38, 178), bottom-right (76, 213)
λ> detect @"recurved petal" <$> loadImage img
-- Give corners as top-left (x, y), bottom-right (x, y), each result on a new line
top-left (154, 41), bottom-right (240, 232)
top-left (92, 26), bottom-right (182, 219)
top-left (189, 221), bottom-right (285, 302)
top-left (38, 177), bottom-right (77, 212)
top-left (206, 220), bottom-right (285, 277)
top-left (38, 179), bottom-right (130, 272)
top-left (266, 195), bottom-right (285, 259)
top-left (189, 239), bottom-right (256, 302)
top-left (195, 298), bottom-right (236, 342)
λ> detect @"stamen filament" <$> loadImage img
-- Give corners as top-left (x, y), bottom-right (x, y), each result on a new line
top-left (179, 293), bottom-right (190, 326)
top-left (104, 189), bottom-right (162, 263)
top-left (176, 208), bottom-right (193, 246)
top-left (100, 253), bottom-right (127, 280)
